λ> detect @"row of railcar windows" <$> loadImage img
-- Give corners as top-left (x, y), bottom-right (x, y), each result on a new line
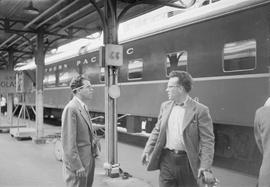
top-left (43, 39), bottom-right (256, 88)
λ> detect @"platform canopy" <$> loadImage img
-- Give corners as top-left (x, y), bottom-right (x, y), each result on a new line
top-left (0, 0), bottom-right (196, 69)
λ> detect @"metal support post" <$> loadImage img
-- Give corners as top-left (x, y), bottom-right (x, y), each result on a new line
top-left (7, 49), bottom-right (15, 124)
top-left (268, 66), bottom-right (270, 97)
top-left (103, 0), bottom-right (120, 177)
top-left (7, 93), bottom-right (13, 124)
top-left (7, 48), bottom-right (15, 70)
top-left (33, 30), bottom-right (45, 144)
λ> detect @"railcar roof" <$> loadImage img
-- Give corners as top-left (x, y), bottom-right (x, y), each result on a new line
top-left (119, 0), bottom-right (270, 43)
top-left (0, 0), bottom-right (187, 70)
top-left (15, 0), bottom-right (270, 71)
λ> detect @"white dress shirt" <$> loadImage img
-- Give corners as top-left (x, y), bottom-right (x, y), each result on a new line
top-left (165, 97), bottom-right (189, 151)
top-left (0, 97), bottom-right (6, 107)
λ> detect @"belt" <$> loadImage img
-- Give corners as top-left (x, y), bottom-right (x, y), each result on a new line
top-left (164, 148), bottom-right (186, 155)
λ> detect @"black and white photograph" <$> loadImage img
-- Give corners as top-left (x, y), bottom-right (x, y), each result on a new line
top-left (0, 0), bottom-right (268, 186)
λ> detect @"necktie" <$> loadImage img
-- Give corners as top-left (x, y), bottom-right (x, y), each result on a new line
top-left (83, 105), bottom-right (90, 119)
top-left (175, 102), bottom-right (184, 107)
top-left (83, 105), bottom-right (95, 147)
top-left (83, 104), bottom-right (88, 114)
top-left (83, 105), bottom-right (93, 131)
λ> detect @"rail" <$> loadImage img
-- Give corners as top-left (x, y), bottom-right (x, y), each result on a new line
top-left (117, 113), bottom-right (130, 120)
top-left (0, 125), bottom-right (27, 129)
top-left (91, 115), bottom-right (104, 121)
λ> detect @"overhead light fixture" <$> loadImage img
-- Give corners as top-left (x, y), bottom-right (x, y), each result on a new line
top-left (24, 1), bottom-right (40, 15)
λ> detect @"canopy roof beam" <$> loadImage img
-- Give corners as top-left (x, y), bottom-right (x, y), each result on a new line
top-left (0, 48), bottom-right (33, 55)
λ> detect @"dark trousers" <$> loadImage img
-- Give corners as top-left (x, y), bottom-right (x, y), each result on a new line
top-left (1, 105), bottom-right (7, 114)
top-left (159, 149), bottom-right (198, 187)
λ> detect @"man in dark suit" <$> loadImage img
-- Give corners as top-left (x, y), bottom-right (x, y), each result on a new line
top-left (141, 71), bottom-right (215, 187)
top-left (254, 98), bottom-right (270, 187)
top-left (61, 75), bottom-right (95, 187)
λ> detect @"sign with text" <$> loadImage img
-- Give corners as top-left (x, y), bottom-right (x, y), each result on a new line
top-left (16, 71), bottom-right (24, 93)
top-left (15, 71), bottom-right (34, 93)
top-left (0, 71), bottom-right (16, 95)
top-left (105, 44), bottom-right (123, 66)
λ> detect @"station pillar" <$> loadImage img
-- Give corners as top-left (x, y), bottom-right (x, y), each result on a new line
top-left (33, 31), bottom-right (45, 144)
top-left (103, 0), bottom-right (120, 176)
top-left (7, 49), bottom-right (15, 124)
top-left (7, 48), bottom-right (15, 70)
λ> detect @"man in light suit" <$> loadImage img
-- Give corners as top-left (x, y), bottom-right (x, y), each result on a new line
top-left (141, 71), bottom-right (215, 187)
top-left (61, 75), bottom-right (95, 187)
top-left (254, 97), bottom-right (270, 187)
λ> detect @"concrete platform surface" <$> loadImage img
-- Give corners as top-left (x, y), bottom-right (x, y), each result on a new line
top-left (0, 116), bottom-right (258, 187)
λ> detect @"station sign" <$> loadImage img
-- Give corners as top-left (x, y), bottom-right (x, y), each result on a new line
top-left (109, 85), bottom-right (120, 99)
top-left (16, 71), bottom-right (24, 93)
top-left (0, 70), bottom-right (16, 95)
top-left (105, 44), bottom-right (123, 66)
top-left (15, 71), bottom-right (35, 93)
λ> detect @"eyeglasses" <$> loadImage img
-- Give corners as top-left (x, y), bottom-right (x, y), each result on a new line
top-left (81, 85), bottom-right (93, 90)
top-left (72, 84), bottom-right (93, 92)
top-left (166, 85), bottom-right (180, 89)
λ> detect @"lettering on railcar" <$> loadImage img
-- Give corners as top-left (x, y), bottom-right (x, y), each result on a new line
top-left (126, 47), bottom-right (134, 55)
top-left (91, 57), bottom-right (96, 63)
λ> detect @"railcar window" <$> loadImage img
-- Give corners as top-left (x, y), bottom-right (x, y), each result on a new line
top-left (166, 51), bottom-right (187, 76)
top-left (100, 67), bottom-right (105, 82)
top-left (128, 59), bottom-right (143, 80)
top-left (58, 64), bottom-right (79, 87)
top-left (43, 67), bottom-right (56, 88)
top-left (223, 40), bottom-right (256, 72)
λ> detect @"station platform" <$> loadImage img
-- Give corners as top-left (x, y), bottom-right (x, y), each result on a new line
top-left (0, 116), bottom-right (258, 187)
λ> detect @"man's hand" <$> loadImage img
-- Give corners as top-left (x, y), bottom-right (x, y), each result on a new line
top-left (76, 167), bottom-right (86, 178)
top-left (93, 138), bottom-right (101, 157)
top-left (141, 152), bottom-right (149, 165)
top-left (198, 168), bottom-right (215, 184)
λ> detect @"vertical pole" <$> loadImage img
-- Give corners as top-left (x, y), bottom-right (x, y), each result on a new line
top-left (34, 30), bottom-right (45, 143)
top-left (104, 0), bottom-right (119, 174)
top-left (7, 48), bottom-right (14, 70)
top-left (7, 49), bottom-right (14, 124)
top-left (268, 66), bottom-right (270, 98)
top-left (7, 93), bottom-right (13, 124)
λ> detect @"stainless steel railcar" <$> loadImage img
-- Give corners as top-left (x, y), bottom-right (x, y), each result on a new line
top-left (19, 0), bottom-right (270, 174)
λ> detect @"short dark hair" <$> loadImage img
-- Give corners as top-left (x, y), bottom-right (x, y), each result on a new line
top-left (70, 75), bottom-right (88, 94)
top-left (169, 71), bottom-right (193, 93)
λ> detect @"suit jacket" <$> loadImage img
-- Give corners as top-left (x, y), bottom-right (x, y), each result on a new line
top-left (61, 97), bottom-right (94, 171)
top-left (254, 106), bottom-right (270, 187)
top-left (143, 97), bottom-right (215, 178)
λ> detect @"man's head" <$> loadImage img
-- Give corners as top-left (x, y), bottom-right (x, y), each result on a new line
top-left (166, 71), bottom-right (193, 101)
top-left (70, 75), bottom-right (93, 100)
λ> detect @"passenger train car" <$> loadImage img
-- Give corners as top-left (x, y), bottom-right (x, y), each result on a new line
top-left (18, 0), bottom-right (269, 174)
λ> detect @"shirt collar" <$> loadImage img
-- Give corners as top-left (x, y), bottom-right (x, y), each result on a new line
top-left (174, 95), bottom-right (189, 107)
